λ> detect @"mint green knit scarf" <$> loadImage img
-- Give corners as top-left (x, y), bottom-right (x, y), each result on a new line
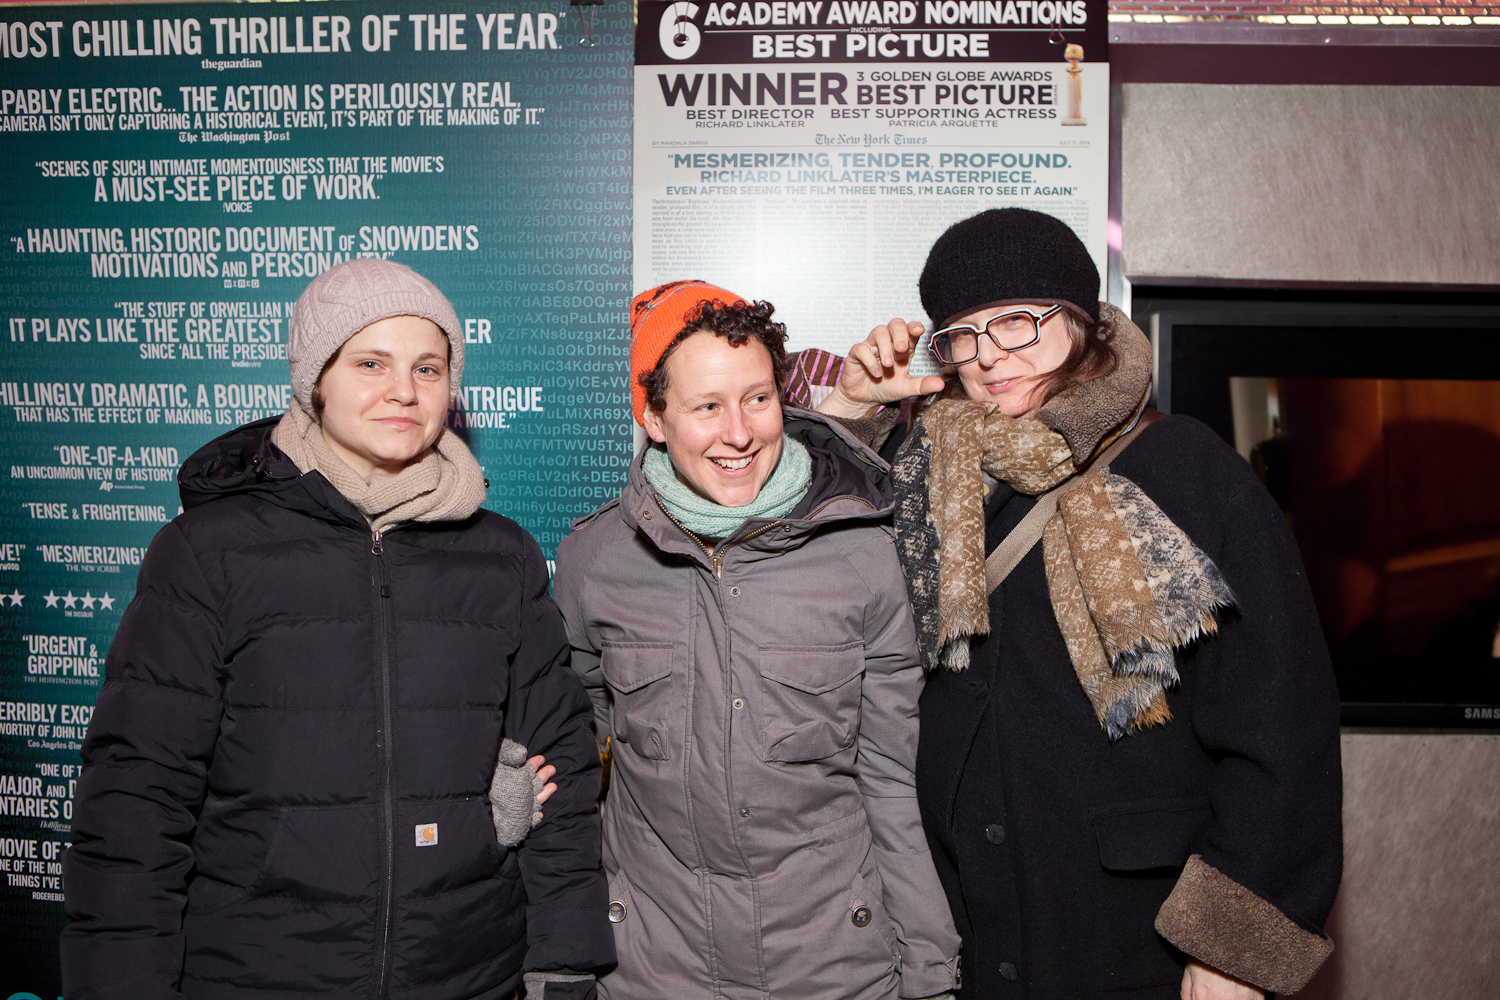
top-left (642, 436), bottom-right (812, 540)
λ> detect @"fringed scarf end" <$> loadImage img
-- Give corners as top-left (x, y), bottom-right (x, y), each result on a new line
top-left (1111, 643), bottom-right (1180, 685)
top-left (1101, 686), bottom-right (1174, 741)
top-left (941, 635), bottom-right (973, 671)
top-left (1161, 608), bottom-right (1230, 648)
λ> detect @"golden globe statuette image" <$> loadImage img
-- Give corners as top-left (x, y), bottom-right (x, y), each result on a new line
top-left (1063, 43), bottom-right (1086, 125)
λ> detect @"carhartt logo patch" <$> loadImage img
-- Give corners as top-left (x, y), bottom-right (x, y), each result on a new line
top-left (415, 823), bottom-right (438, 847)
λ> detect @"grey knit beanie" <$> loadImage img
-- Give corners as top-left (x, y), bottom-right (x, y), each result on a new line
top-left (288, 258), bottom-right (463, 412)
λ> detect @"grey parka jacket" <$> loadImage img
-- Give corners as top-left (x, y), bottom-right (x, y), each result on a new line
top-left (554, 409), bottom-right (960, 1000)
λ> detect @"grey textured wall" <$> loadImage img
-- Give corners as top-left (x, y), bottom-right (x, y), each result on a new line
top-left (1119, 85), bottom-right (1500, 285)
top-left (1118, 81), bottom-right (1500, 998)
top-left (1303, 734), bottom-right (1500, 1000)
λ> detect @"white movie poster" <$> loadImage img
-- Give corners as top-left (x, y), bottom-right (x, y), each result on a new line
top-left (636, 0), bottom-right (1110, 367)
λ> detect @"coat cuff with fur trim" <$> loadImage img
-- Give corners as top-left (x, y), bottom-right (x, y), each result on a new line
top-left (1155, 855), bottom-right (1333, 995)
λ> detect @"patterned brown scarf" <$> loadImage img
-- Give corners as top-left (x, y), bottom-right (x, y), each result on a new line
top-left (891, 312), bottom-right (1235, 739)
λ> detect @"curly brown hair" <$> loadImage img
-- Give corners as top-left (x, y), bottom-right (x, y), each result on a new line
top-left (640, 299), bottom-right (790, 414)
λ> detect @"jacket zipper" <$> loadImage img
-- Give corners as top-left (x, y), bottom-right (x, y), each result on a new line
top-left (651, 502), bottom-right (772, 884)
top-left (651, 498), bottom-right (786, 578)
top-left (725, 521), bottom-right (780, 556)
top-left (652, 498), bottom-right (722, 575)
top-left (370, 527), bottom-right (396, 1000)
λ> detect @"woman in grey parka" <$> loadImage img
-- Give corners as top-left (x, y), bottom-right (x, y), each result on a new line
top-left (553, 282), bottom-right (960, 1000)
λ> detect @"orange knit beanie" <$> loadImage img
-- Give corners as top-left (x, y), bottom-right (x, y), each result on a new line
top-left (629, 280), bottom-right (747, 425)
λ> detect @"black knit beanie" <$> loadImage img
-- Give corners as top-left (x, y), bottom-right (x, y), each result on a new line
top-left (919, 208), bottom-right (1100, 327)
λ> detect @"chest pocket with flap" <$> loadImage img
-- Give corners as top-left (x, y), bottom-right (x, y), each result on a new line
top-left (757, 641), bottom-right (865, 762)
top-left (600, 641), bottom-right (675, 761)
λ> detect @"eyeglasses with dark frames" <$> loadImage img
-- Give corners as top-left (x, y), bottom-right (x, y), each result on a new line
top-left (929, 305), bottom-right (1067, 366)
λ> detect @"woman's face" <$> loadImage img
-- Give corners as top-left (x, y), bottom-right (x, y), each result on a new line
top-left (951, 303), bottom-right (1076, 417)
top-left (317, 315), bottom-right (451, 477)
top-left (642, 330), bottom-right (784, 509)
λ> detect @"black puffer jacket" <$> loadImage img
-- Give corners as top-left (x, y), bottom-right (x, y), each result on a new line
top-left (62, 418), bottom-right (614, 1000)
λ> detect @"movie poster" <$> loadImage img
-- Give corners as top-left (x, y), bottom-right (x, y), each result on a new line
top-left (635, 0), bottom-right (1109, 370)
top-left (0, 3), bottom-right (632, 990)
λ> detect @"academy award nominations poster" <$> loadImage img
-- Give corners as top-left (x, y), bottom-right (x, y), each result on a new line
top-left (0, 3), bottom-right (632, 990)
top-left (635, 0), bottom-right (1108, 371)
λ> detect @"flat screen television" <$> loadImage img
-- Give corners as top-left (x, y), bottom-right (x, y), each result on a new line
top-left (1150, 306), bottom-right (1500, 729)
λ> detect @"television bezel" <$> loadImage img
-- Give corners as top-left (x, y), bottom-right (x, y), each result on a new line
top-left (1148, 305), bottom-right (1500, 731)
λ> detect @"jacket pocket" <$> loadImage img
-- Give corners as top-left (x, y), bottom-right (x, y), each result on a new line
top-left (192, 795), bottom-right (280, 889)
top-left (756, 642), bottom-right (864, 763)
top-left (1091, 797), bottom-right (1212, 872)
top-left (600, 641), bottom-right (675, 761)
top-left (854, 864), bottom-right (900, 961)
top-left (186, 875), bottom-right (251, 916)
top-left (400, 796), bottom-right (509, 897)
top-left (252, 804), bottom-right (380, 901)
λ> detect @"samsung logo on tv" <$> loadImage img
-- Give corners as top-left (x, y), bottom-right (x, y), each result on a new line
top-left (1462, 707), bottom-right (1500, 721)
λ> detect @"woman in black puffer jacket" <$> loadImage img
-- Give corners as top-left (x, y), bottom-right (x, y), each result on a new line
top-left (61, 259), bottom-right (614, 1000)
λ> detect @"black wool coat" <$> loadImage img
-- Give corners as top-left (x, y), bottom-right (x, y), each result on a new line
top-left (62, 419), bottom-right (615, 1000)
top-left (894, 415), bottom-right (1343, 1000)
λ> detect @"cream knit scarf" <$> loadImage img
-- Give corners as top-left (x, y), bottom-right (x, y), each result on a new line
top-left (271, 399), bottom-right (487, 533)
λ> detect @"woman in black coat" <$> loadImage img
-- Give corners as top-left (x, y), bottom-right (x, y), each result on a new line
top-left (61, 259), bottom-right (613, 1000)
top-left (814, 210), bottom-right (1342, 1000)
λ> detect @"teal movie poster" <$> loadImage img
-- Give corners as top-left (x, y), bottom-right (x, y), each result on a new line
top-left (0, 2), bottom-right (633, 990)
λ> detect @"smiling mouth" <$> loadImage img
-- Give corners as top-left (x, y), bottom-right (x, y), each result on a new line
top-left (710, 455), bottom-right (753, 471)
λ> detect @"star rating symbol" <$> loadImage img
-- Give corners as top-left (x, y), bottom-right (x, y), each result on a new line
top-left (61, 591), bottom-right (78, 609)
top-left (2, 590), bottom-right (21, 607)
top-left (99, 593), bottom-right (115, 611)
top-left (44, 591), bottom-right (60, 608)
top-left (80, 592), bottom-right (97, 610)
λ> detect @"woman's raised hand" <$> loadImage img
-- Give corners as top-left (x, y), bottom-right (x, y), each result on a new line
top-left (816, 318), bottom-right (948, 418)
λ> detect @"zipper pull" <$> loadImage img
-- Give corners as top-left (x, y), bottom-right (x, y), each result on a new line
top-left (371, 529), bottom-right (383, 556)
top-left (711, 555), bottom-right (721, 578)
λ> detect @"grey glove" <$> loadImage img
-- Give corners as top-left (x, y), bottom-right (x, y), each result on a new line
top-left (522, 971), bottom-right (597, 1000)
top-left (488, 737), bottom-right (543, 846)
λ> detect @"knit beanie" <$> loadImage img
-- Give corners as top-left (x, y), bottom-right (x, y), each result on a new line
top-left (629, 280), bottom-right (747, 425)
top-left (918, 208), bottom-right (1100, 328)
top-left (288, 259), bottom-right (464, 413)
